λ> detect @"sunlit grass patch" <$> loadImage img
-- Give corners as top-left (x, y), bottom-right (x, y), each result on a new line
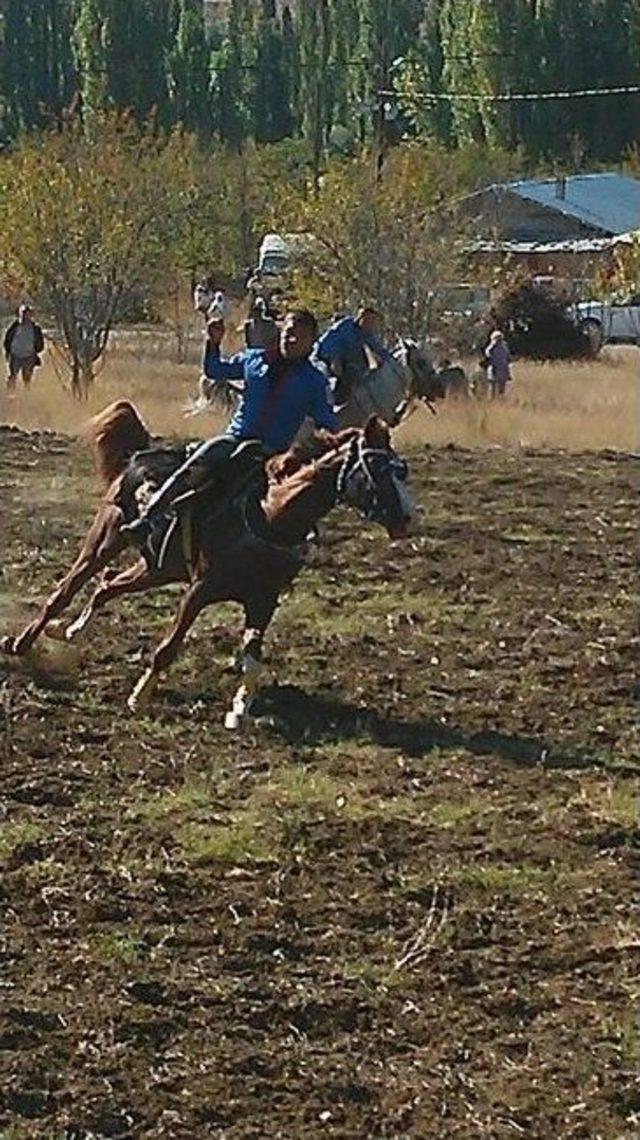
top-left (89, 929), bottom-right (146, 965)
top-left (0, 820), bottom-right (47, 860)
top-left (572, 783), bottom-right (637, 830)
top-left (252, 765), bottom-right (368, 819)
top-left (428, 800), bottom-right (485, 828)
top-left (279, 590), bottom-right (451, 637)
top-left (454, 862), bottom-right (558, 894)
top-left (339, 957), bottom-right (405, 993)
top-left (617, 1012), bottom-right (640, 1066)
top-left (131, 776), bottom-right (216, 824)
top-left (179, 818), bottom-right (277, 866)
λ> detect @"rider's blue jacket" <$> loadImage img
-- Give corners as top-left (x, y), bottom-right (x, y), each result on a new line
top-left (204, 344), bottom-right (336, 455)
top-left (315, 316), bottom-right (391, 368)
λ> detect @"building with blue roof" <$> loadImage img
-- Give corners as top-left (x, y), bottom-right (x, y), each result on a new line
top-left (466, 172), bottom-right (640, 242)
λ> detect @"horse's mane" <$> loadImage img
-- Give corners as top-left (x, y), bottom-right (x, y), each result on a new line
top-left (266, 428), bottom-right (358, 483)
top-left (85, 400), bottom-right (150, 486)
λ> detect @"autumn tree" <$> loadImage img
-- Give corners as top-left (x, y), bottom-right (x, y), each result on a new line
top-left (0, 114), bottom-right (197, 396)
top-left (276, 143), bottom-right (470, 338)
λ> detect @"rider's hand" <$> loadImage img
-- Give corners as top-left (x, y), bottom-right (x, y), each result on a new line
top-left (271, 450), bottom-right (301, 483)
top-left (206, 317), bottom-right (225, 347)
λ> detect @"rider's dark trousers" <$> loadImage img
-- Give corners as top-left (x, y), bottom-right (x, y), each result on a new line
top-left (142, 434), bottom-right (239, 521)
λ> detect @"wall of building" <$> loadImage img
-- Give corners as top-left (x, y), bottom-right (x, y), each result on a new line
top-left (467, 189), bottom-right (604, 243)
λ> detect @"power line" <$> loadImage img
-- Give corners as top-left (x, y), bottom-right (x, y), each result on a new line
top-left (382, 83), bottom-right (640, 104)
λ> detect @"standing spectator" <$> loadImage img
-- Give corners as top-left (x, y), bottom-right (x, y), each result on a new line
top-left (4, 304), bottom-right (45, 393)
top-left (208, 290), bottom-right (230, 321)
top-left (241, 296), bottom-right (278, 349)
top-left (485, 330), bottom-right (512, 398)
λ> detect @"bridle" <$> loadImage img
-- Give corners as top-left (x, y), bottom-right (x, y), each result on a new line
top-left (336, 434), bottom-right (409, 521)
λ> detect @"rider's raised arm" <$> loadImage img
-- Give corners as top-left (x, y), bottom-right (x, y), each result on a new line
top-left (203, 341), bottom-right (246, 382)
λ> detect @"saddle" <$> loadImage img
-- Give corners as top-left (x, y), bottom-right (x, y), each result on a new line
top-left (133, 440), bottom-right (267, 575)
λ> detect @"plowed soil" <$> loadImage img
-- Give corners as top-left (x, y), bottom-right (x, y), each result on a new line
top-left (0, 426), bottom-right (637, 1139)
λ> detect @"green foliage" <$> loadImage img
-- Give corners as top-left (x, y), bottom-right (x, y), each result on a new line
top-left (276, 143), bottom-right (473, 333)
top-left (0, 114), bottom-right (198, 394)
top-left (168, 0), bottom-right (212, 137)
top-left (2, 0), bottom-right (639, 161)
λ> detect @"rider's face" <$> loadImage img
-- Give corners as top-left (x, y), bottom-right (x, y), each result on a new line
top-left (358, 310), bottom-right (380, 337)
top-left (280, 315), bottom-right (314, 360)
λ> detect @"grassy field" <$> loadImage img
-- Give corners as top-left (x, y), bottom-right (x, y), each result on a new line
top-left (0, 396), bottom-right (637, 1136)
top-left (0, 337), bottom-right (638, 451)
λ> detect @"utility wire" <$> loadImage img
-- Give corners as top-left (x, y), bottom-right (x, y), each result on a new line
top-left (381, 83), bottom-right (640, 104)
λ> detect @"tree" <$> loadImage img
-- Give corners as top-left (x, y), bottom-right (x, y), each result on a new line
top-left (0, 114), bottom-right (197, 395)
top-left (276, 143), bottom-right (470, 338)
top-left (252, 9), bottom-right (295, 143)
top-left (0, 0), bottom-right (76, 137)
top-left (167, 0), bottom-right (211, 136)
top-left (73, 0), bottom-right (110, 127)
top-left (294, 0), bottom-right (332, 188)
top-left (104, 0), bottom-right (172, 125)
top-left (210, 0), bottom-right (254, 149)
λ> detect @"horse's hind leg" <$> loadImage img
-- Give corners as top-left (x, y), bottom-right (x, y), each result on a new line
top-left (127, 579), bottom-right (207, 712)
top-left (65, 558), bottom-right (165, 643)
top-left (225, 593), bottom-right (279, 730)
top-left (4, 505), bottom-right (125, 656)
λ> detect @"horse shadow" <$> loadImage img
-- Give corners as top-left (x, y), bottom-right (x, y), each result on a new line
top-left (253, 684), bottom-right (598, 772)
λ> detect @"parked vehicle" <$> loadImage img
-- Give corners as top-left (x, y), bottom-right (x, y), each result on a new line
top-left (247, 232), bottom-right (317, 299)
top-left (571, 294), bottom-right (640, 352)
top-left (435, 282), bottom-right (491, 319)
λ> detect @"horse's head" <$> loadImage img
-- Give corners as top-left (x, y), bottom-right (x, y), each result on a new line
top-left (398, 338), bottom-right (446, 404)
top-left (337, 417), bottom-right (414, 541)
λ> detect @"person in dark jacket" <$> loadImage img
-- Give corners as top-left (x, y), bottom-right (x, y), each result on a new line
top-left (4, 304), bottom-right (45, 392)
top-left (315, 307), bottom-right (392, 403)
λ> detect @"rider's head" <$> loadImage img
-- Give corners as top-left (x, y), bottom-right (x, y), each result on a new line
top-left (280, 309), bottom-right (318, 361)
top-left (356, 306), bottom-right (380, 336)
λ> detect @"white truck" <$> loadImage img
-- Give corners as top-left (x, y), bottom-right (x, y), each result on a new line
top-left (572, 294), bottom-right (640, 352)
top-left (247, 232), bottom-right (317, 299)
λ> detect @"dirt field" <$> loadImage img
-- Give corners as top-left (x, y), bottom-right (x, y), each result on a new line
top-left (0, 415), bottom-right (637, 1138)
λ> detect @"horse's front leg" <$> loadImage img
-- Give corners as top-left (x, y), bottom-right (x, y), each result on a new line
top-left (65, 559), bottom-right (166, 643)
top-left (2, 505), bottom-right (125, 657)
top-left (225, 594), bottom-right (279, 730)
top-left (127, 578), bottom-right (208, 712)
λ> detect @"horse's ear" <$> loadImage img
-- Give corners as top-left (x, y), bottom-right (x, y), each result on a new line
top-left (364, 415), bottom-right (391, 450)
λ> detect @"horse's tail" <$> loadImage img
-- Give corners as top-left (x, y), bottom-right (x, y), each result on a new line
top-left (85, 400), bottom-right (150, 486)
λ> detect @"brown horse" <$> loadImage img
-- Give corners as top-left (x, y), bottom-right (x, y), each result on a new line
top-left (2, 401), bottom-right (414, 724)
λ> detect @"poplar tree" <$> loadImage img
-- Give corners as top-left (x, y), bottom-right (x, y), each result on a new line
top-left (73, 0), bottom-right (110, 128)
top-left (168, 0), bottom-right (211, 135)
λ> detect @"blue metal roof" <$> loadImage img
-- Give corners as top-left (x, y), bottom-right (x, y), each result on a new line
top-left (505, 173), bottom-right (640, 236)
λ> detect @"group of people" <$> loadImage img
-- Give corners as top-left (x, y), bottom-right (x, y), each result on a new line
top-left (2, 289), bottom-right (512, 557)
top-left (123, 301), bottom-right (390, 549)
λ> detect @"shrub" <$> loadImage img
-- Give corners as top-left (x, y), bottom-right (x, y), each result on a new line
top-left (487, 279), bottom-right (591, 360)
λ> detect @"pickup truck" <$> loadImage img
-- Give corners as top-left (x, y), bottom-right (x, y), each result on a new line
top-left (571, 295), bottom-right (640, 352)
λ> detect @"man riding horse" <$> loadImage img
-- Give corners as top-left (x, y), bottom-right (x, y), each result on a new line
top-left (123, 308), bottom-right (335, 552)
top-left (315, 307), bottom-right (393, 404)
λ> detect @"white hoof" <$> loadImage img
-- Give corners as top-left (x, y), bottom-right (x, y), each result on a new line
top-left (224, 685), bottom-right (252, 730)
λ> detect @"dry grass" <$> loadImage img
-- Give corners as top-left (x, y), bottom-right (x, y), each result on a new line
top-left (398, 347), bottom-right (639, 452)
top-left (1, 333), bottom-right (638, 451)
